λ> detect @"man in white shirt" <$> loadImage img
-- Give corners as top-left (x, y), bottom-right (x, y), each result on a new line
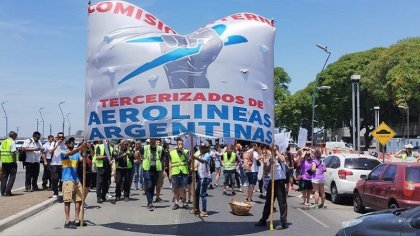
top-left (22, 131), bottom-right (44, 192)
top-left (41, 135), bottom-right (54, 190)
top-left (49, 132), bottom-right (66, 198)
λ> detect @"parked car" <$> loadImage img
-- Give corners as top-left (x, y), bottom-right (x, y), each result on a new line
top-left (15, 139), bottom-right (26, 150)
top-left (323, 154), bottom-right (381, 204)
top-left (336, 206), bottom-right (420, 236)
top-left (353, 162), bottom-right (420, 213)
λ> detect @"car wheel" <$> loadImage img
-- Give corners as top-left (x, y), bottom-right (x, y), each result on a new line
top-left (331, 183), bottom-right (341, 204)
top-left (353, 191), bottom-right (365, 213)
top-left (389, 201), bottom-right (399, 209)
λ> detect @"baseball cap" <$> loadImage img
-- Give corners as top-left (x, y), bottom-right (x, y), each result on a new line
top-left (65, 137), bottom-right (75, 145)
top-left (405, 144), bottom-right (414, 149)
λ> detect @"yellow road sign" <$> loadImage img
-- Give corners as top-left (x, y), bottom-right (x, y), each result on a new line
top-left (371, 122), bottom-right (396, 146)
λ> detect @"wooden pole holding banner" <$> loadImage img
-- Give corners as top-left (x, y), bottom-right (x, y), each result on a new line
top-left (269, 146), bottom-right (275, 231)
top-left (190, 133), bottom-right (196, 214)
top-left (80, 145), bottom-right (87, 227)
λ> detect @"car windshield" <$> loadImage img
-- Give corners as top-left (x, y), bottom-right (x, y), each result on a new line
top-left (16, 141), bottom-right (24, 144)
top-left (405, 167), bottom-right (420, 183)
top-left (344, 158), bottom-right (381, 170)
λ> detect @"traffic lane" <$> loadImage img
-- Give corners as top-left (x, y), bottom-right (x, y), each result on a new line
top-left (12, 163), bottom-right (45, 190)
top-left (175, 186), bottom-right (348, 236)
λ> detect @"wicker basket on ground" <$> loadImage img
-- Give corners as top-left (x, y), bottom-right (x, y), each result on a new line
top-left (229, 197), bottom-right (253, 216)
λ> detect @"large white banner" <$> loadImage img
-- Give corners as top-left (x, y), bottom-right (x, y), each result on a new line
top-left (85, 1), bottom-right (275, 144)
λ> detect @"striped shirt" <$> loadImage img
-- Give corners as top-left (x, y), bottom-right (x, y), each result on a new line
top-left (61, 152), bottom-right (81, 182)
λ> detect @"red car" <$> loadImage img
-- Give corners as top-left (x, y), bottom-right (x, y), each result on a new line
top-left (353, 162), bottom-right (420, 213)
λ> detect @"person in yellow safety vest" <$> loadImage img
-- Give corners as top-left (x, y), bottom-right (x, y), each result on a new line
top-left (221, 144), bottom-right (237, 196)
top-left (154, 139), bottom-right (165, 203)
top-left (94, 140), bottom-right (113, 203)
top-left (169, 138), bottom-right (190, 210)
top-left (1, 131), bottom-right (18, 196)
top-left (113, 140), bottom-right (134, 202)
top-left (140, 138), bottom-right (164, 211)
top-left (396, 144), bottom-right (420, 162)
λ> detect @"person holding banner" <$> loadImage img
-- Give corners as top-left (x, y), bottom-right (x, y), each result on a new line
top-left (61, 138), bottom-right (86, 228)
top-left (169, 138), bottom-right (190, 210)
top-left (255, 145), bottom-right (288, 230)
top-left (140, 138), bottom-right (164, 211)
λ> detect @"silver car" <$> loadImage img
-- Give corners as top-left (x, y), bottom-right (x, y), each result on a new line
top-left (323, 154), bottom-right (381, 204)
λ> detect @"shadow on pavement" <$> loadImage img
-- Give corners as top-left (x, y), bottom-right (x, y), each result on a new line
top-left (102, 221), bottom-right (275, 236)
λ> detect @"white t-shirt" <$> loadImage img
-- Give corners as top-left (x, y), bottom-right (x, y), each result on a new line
top-left (251, 151), bottom-right (260, 173)
top-left (49, 141), bottom-right (66, 165)
top-left (10, 140), bottom-right (16, 152)
top-left (23, 138), bottom-right (42, 163)
top-left (195, 152), bottom-right (211, 179)
top-left (42, 142), bottom-right (53, 160)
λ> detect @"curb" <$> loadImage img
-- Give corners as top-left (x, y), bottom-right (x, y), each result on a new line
top-left (0, 197), bottom-right (58, 232)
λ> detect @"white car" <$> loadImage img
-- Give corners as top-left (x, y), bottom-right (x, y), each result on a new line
top-left (323, 154), bottom-right (381, 204)
top-left (15, 139), bottom-right (26, 150)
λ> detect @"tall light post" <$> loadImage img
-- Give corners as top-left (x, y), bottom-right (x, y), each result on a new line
top-left (351, 75), bottom-right (361, 153)
top-left (66, 113), bottom-right (71, 136)
top-left (1, 101), bottom-right (8, 138)
top-left (58, 101), bottom-right (65, 134)
top-left (311, 44), bottom-right (331, 147)
top-left (39, 107), bottom-right (45, 139)
top-left (398, 104), bottom-right (409, 145)
top-left (374, 106), bottom-right (380, 152)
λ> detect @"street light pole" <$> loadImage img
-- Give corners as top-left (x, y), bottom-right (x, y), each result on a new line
top-left (398, 104), bottom-right (409, 145)
top-left (59, 101), bottom-right (65, 134)
top-left (67, 113), bottom-right (71, 136)
top-left (351, 75), bottom-right (361, 153)
top-left (39, 107), bottom-right (45, 140)
top-left (311, 44), bottom-right (331, 147)
top-left (374, 106), bottom-right (380, 153)
top-left (1, 101), bottom-right (8, 138)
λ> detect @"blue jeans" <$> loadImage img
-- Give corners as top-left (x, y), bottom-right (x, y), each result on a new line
top-left (195, 177), bottom-right (210, 211)
top-left (133, 163), bottom-right (143, 189)
top-left (239, 165), bottom-right (248, 185)
top-left (143, 170), bottom-right (159, 206)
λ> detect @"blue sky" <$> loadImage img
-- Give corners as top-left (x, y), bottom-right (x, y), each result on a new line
top-left (0, 0), bottom-right (419, 138)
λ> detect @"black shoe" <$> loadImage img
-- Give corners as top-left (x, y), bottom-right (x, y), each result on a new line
top-left (64, 221), bottom-right (76, 229)
top-left (115, 197), bottom-right (121, 201)
top-left (33, 186), bottom-right (41, 191)
top-left (208, 185), bottom-right (214, 189)
top-left (5, 193), bottom-right (14, 197)
top-left (172, 204), bottom-right (180, 210)
top-left (74, 220), bottom-right (87, 227)
top-left (124, 197), bottom-right (129, 202)
top-left (154, 197), bottom-right (162, 203)
top-left (148, 204), bottom-right (155, 211)
top-left (255, 220), bottom-right (267, 227)
top-left (182, 204), bottom-right (190, 210)
top-left (232, 191), bottom-right (236, 196)
top-left (97, 198), bottom-right (103, 203)
top-left (25, 188), bottom-right (33, 192)
top-left (276, 222), bottom-right (288, 230)
top-left (101, 197), bottom-right (107, 202)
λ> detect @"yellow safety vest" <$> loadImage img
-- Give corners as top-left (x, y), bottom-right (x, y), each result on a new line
top-left (94, 144), bottom-right (113, 168)
top-left (223, 152), bottom-right (236, 171)
top-left (170, 148), bottom-right (189, 175)
top-left (142, 145), bottom-right (163, 171)
top-left (0, 138), bottom-right (15, 163)
top-left (115, 148), bottom-right (132, 169)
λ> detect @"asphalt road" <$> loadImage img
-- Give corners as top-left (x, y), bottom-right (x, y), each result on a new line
top-left (2, 173), bottom-right (362, 236)
top-left (11, 162), bottom-right (45, 190)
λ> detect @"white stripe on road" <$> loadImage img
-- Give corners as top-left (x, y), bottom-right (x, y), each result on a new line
top-left (297, 208), bottom-right (329, 228)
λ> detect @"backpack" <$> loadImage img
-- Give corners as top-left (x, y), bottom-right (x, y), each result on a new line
top-left (209, 156), bottom-right (216, 173)
top-left (18, 139), bottom-right (33, 165)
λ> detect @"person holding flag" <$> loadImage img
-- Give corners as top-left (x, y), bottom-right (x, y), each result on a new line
top-left (255, 145), bottom-right (288, 230)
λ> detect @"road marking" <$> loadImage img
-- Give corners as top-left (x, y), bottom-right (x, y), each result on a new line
top-left (297, 208), bottom-right (329, 228)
